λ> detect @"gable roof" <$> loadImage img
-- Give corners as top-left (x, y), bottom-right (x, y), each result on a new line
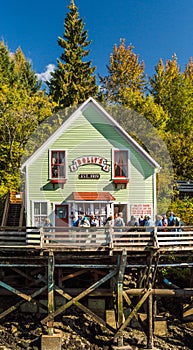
top-left (21, 97), bottom-right (160, 170)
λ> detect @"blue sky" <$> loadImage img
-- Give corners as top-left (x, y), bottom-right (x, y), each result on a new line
top-left (1, 0), bottom-right (193, 84)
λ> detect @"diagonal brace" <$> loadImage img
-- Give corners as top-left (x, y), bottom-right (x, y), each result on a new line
top-left (41, 269), bottom-right (117, 324)
top-left (114, 288), bottom-right (152, 339)
top-left (0, 285), bottom-right (47, 320)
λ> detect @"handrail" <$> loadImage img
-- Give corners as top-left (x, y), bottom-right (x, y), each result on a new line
top-left (1, 192), bottom-right (10, 227)
top-left (0, 226), bottom-right (193, 251)
top-left (19, 205), bottom-right (25, 228)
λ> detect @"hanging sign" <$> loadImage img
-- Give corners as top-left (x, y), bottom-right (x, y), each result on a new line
top-left (70, 155), bottom-right (110, 172)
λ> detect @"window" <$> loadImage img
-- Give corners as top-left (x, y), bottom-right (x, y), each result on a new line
top-left (49, 150), bottom-right (67, 182)
top-left (74, 202), bottom-right (107, 227)
top-left (112, 149), bottom-right (129, 188)
top-left (113, 149), bottom-right (129, 178)
top-left (32, 201), bottom-right (48, 227)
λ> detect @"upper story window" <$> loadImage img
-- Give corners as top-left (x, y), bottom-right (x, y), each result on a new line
top-left (112, 149), bottom-right (129, 188)
top-left (49, 150), bottom-right (67, 183)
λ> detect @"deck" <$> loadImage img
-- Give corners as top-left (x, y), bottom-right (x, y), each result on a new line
top-left (0, 225), bottom-right (193, 349)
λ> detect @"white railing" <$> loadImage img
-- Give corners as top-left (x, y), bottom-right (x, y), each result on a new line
top-left (39, 227), bottom-right (110, 249)
top-left (39, 226), bottom-right (155, 250)
top-left (156, 226), bottom-right (193, 250)
top-left (0, 226), bottom-right (193, 251)
top-left (39, 226), bottom-right (193, 251)
top-left (0, 226), bottom-right (40, 246)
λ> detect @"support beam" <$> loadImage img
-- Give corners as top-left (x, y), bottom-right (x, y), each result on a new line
top-left (124, 288), bottom-right (193, 297)
top-left (0, 285), bottom-right (47, 319)
top-left (40, 275), bottom-right (115, 334)
top-left (47, 252), bottom-right (55, 335)
top-left (146, 253), bottom-right (154, 349)
top-left (114, 289), bottom-right (152, 339)
top-left (41, 269), bottom-right (117, 324)
top-left (117, 250), bottom-right (127, 328)
top-left (116, 251), bottom-right (127, 347)
top-left (55, 286), bottom-right (114, 333)
top-left (123, 291), bottom-right (147, 336)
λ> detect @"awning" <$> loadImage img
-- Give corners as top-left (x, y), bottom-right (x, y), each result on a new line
top-left (67, 192), bottom-right (115, 201)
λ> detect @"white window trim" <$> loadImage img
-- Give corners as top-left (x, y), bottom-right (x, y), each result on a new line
top-left (49, 149), bottom-right (68, 180)
top-left (32, 200), bottom-right (49, 226)
top-left (112, 148), bottom-right (130, 180)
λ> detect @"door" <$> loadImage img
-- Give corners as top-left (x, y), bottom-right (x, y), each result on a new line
top-left (55, 205), bottom-right (68, 228)
top-left (114, 204), bottom-right (127, 225)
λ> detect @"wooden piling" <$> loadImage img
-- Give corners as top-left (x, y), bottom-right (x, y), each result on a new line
top-left (47, 251), bottom-right (55, 335)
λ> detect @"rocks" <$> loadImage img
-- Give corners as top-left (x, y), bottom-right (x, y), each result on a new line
top-left (0, 310), bottom-right (192, 349)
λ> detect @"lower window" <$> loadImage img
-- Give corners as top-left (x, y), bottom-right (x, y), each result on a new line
top-left (32, 201), bottom-right (49, 227)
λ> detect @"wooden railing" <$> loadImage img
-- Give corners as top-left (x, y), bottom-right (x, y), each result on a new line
top-left (0, 227), bottom-right (40, 246)
top-left (39, 226), bottom-right (193, 251)
top-left (0, 226), bottom-right (193, 251)
top-left (1, 193), bottom-right (10, 227)
top-left (156, 226), bottom-right (193, 250)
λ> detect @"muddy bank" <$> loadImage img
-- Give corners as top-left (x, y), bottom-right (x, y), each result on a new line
top-left (0, 308), bottom-right (193, 350)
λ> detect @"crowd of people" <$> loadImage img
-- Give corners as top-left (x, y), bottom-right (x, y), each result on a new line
top-left (127, 211), bottom-right (184, 231)
top-left (71, 211), bottom-right (127, 228)
top-left (72, 213), bottom-right (101, 228)
top-left (44, 210), bottom-right (183, 231)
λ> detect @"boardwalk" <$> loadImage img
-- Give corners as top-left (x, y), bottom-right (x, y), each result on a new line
top-left (0, 225), bottom-right (193, 349)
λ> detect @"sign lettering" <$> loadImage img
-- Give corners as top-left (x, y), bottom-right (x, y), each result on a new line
top-left (78, 174), bottom-right (100, 179)
top-left (70, 155), bottom-right (110, 172)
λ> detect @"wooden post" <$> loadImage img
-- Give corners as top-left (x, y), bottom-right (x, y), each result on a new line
top-left (147, 253), bottom-right (153, 349)
top-left (47, 251), bottom-right (55, 335)
top-left (117, 250), bottom-right (127, 347)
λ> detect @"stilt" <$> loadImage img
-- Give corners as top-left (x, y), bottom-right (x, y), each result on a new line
top-left (147, 252), bottom-right (153, 350)
top-left (117, 250), bottom-right (127, 346)
top-left (47, 251), bottom-right (55, 335)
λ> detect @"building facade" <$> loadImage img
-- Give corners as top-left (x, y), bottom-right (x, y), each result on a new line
top-left (21, 97), bottom-right (160, 227)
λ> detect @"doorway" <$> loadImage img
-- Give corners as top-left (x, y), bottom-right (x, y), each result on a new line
top-left (55, 205), bottom-right (68, 228)
top-left (114, 204), bottom-right (127, 224)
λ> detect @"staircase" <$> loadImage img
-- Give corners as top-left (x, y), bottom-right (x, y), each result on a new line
top-left (6, 203), bottom-right (22, 226)
top-left (1, 192), bottom-right (25, 228)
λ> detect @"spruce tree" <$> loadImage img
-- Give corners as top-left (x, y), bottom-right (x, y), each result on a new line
top-left (48, 0), bottom-right (98, 109)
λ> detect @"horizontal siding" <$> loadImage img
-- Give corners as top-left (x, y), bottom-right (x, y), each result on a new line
top-left (27, 106), bottom-right (155, 218)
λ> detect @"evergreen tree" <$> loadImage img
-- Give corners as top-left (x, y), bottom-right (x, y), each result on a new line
top-left (0, 41), bottom-right (40, 93)
top-left (48, 0), bottom-right (98, 109)
top-left (99, 38), bottom-right (146, 105)
top-left (13, 47), bottom-right (41, 93)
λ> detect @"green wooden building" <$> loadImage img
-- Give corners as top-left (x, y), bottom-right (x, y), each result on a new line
top-left (21, 97), bottom-right (160, 228)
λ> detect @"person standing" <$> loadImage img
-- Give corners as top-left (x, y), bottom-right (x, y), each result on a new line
top-left (114, 212), bottom-right (125, 227)
top-left (43, 217), bottom-right (53, 231)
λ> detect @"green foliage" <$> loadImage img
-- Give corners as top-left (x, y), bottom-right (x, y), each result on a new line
top-left (48, 0), bottom-right (98, 109)
top-left (0, 41), bottom-right (40, 92)
top-left (168, 197), bottom-right (193, 226)
top-left (150, 54), bottom-right (193, 180)
top-left (0, 41), bottom-right (55, 199)
top-left (161, 267), bottom-right (191, 288)
top-left (99, 38), bottom-right (146, 104)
